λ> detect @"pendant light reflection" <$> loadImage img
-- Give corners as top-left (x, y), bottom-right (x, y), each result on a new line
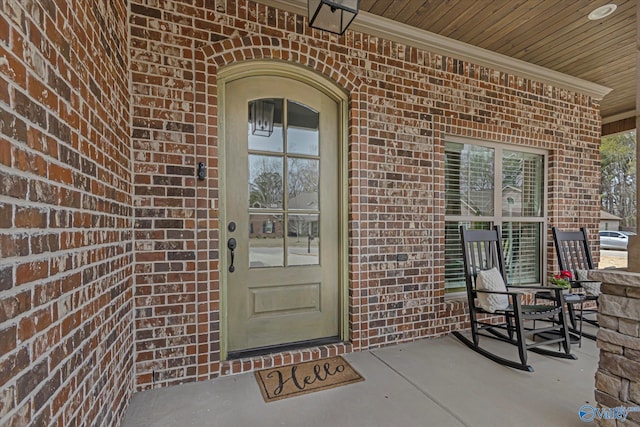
top-left (250, 99), bottom-right (275, 137)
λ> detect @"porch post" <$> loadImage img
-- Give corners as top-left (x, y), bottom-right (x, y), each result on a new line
top-left (628, 5), bottom-right (640, 273)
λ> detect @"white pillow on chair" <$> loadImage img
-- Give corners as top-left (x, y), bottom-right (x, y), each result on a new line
top-left (576, 269), bottom-right (601, 297)
top-left (475, 267), bottom-right (510, 313)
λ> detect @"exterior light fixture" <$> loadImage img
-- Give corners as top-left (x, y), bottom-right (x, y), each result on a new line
top-left (308, 0), bottom-right (359, 35)
top-left (250, 99), bottom-right (275, 137)
top-left (588, 4), bottom-right (617, 20)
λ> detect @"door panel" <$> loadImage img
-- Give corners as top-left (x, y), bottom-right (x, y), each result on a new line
top-left (225, 75), bottom-right (340, 353)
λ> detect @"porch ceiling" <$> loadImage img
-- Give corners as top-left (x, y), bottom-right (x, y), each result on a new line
top-left (360, 0), bottom-right (635, 123)
top-left (264, 0), bottom-right (636, 124)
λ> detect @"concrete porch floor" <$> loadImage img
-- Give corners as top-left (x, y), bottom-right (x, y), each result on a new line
top-left (122, 328), bottom-right (598, 427)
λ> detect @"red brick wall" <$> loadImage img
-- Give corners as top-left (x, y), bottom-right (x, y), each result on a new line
top-left (129, 1), bottom-right (207, 391)
top-left (0, 0), bottom-right (132, 426)
top-left (0, 0), bottom-right (603, 422)
top-left (128, 0), bottom-right (601, 391)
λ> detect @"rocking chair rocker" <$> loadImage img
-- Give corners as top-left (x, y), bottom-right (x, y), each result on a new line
top-left (452, 226), bottom-right (576, 372)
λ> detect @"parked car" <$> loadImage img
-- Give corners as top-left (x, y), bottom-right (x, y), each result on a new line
top-left (599, 230), bottom-right (630, 250)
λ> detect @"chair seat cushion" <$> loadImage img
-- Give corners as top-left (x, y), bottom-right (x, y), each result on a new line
top-left (576, 269), bottom-right (601, 297)
top-left (475, 267), bottom-right (509, 313)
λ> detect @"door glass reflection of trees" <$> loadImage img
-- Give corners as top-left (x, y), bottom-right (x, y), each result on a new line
top-left (249, 155), bottom-right (283, 209)
top-left (288, 158), bottom-right (319, 209)
top-left (247, 98), bottom-right (322, 268)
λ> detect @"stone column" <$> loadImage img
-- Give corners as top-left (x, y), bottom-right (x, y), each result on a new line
top-left (589, 270), bottom-right (640, 426)
top-left (629, 4), bottom-right (640, 273)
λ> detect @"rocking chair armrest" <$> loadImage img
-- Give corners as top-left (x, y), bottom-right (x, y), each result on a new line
top-left (507, 285), bottom-right (553, 291)
top-left (506, 285), bottom-right (564, 292)
top-left (475, 289), bottom-right (523, 297)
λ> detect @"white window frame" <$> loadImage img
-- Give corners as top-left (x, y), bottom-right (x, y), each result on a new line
top-left (444, 136), bottom-right (548, 293)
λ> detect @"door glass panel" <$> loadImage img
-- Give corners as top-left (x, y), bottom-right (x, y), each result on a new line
top-left (287, 100), bottom-right (319, 156)
top-left (249, 155), bottom-right (283, 209)
top-left (288, 158), bottom-right (319, 210)
top-left (247, 98), bottom-right (323, 270)
top-left (287, 214), bottom-right (319, 266)
top-left (249, 213), bottom-right (284, 268)
top-left (248, 98), bottom-right (283, 152)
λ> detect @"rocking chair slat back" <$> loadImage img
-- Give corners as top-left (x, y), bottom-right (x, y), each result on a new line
top-left (552, 227), bottom-right (594, 274)
top-left (460, 227), bottom-right (507, 285)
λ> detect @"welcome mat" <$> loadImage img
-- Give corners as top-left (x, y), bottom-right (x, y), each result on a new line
top-left (254, 356), bottom-right (364, 402)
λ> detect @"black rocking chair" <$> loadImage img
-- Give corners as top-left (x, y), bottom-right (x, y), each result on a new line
top-left (452, 226), bottom-right (576, 372)
top-left (551, 226), bottom-right (600, 340)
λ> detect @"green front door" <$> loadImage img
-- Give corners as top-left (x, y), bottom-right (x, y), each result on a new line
top-left (224, 75), bottom-right (340, 354)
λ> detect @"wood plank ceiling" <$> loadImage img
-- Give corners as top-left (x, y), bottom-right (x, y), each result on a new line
top-left (359, 0), bottom-right (636, 122)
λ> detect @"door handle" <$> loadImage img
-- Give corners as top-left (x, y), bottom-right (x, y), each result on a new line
top-left (227, 238), bottom-right (237, 272)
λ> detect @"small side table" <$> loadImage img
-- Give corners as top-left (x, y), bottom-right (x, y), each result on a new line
top-left (563, 293), bottom-right (586, 347)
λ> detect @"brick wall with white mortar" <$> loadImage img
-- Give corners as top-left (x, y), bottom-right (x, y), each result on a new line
top-left (0, 0), bottom-right (132, 426)
top-left (0, 0), bottom-right (603, 425)
top-left (130, 0), bottom-right (601, 391)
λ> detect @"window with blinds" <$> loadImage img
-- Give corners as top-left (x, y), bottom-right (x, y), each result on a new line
top-left (444, 141), bottom-right (546, 292)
